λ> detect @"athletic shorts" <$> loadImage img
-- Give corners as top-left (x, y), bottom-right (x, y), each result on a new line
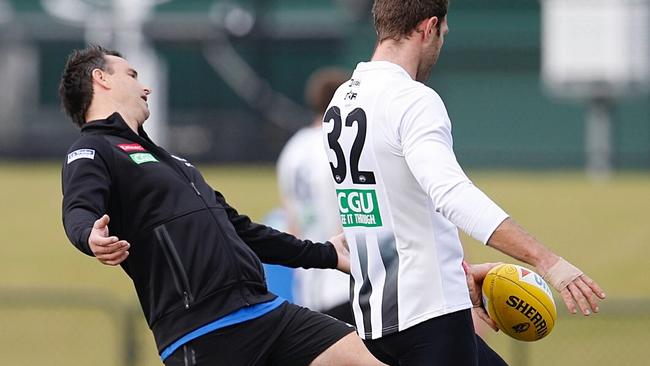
top-left (163, 301), bottom-right (355, 366)
top-left (362, 309), bottom-right (508, 366)
top-left (322, 301), bottom-right (355, 325)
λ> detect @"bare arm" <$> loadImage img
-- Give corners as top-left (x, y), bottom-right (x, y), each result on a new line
top-left (486, 218), bottom-right (558, 273)
top-left (487, 218), bottom-right (606, 316)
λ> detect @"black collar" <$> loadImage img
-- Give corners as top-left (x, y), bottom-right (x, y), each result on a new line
top-left (82, 112), bottom-right (154, 145)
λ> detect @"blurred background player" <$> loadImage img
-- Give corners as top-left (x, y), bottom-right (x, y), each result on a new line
top-left (276, 68), bottom-right (354, 323)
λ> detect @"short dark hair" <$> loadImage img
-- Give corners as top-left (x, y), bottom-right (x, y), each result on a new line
top-left (59, 45), bottom-right (122, 127)
top-left (305, 67), bottom-right (350, 115)
top-left (372, 0), bottom-right (449, 42)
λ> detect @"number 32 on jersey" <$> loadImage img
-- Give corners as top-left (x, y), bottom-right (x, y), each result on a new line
top-left (324, 106), bottom-right (383, 228)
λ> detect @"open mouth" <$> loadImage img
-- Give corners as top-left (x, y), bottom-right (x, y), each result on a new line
top-left (141, 96), bottom-right (148, 102)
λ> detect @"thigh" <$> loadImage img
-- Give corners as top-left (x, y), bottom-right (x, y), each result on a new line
top-left (311, 332), bottom-right (386, 366)
top-left (365, 309), bottom-right (479, 366)
top-left (363, 338), bottom-right (399, 366)
top-left (476, 335), bottom-right (508, 366)
top-left (401, 309), bottom-right (478, 366)
top-left (268, 303), bottom-right (356, 366)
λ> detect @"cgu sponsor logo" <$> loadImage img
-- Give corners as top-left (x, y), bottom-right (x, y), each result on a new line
top-left (129, 152), bottom-right (158, 165)
top-left (336, 189), bottom-right (382, 227)
top-left (506, 295), bottom-right (549, 337)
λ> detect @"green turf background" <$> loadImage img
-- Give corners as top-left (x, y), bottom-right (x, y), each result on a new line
top-left (0, 162), bottom-right (648, 365)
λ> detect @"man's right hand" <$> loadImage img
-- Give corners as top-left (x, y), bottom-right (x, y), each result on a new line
top-left (462, 261), bottom-right (499, 332)
top-left (88, 214), bottom-right (130, 266)
top-left (329, 232), bottom-right (350, 274)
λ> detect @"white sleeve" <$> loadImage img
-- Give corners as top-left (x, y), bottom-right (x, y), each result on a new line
top-left (396, 89), bottom-right (509, 244)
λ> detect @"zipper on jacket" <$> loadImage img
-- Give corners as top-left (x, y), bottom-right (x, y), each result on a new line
top-left (154, 225), bottom-right (194, 309)
top-left (190, 182), bottom-right (201, 196)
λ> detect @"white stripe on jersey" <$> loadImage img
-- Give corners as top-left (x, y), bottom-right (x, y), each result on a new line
top-left (347, 233), bottom-right (366, 336)
top-left (323, 61), bottom-right (509, 339)
top-left (365, 232), bottom-right (386, 340)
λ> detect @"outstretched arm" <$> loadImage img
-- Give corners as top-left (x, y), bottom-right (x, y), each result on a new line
top-left (487, 218), bottom-right (606, 315)
top-left (214, 190), bottom-right (340, 270)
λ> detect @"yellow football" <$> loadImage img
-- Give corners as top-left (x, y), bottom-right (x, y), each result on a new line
top-left (482, 263), bottom-right (557, 341)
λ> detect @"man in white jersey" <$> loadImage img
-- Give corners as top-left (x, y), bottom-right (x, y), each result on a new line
top-left (277, 68), bottom-right (354, 323)
top-left (322, 1), bottom-right (606, 365)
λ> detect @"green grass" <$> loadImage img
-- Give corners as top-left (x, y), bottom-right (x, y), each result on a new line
top-left (0, 162), bottom-right (648, 365)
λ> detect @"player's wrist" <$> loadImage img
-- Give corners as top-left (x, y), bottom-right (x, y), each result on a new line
top-left (541, 257), bottom-right (583, 291)
top-left (529, 247), bottom-right (559, 275)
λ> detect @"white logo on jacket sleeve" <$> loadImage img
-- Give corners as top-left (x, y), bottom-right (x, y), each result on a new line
top-left (67, 149), bottom-right (95, 164)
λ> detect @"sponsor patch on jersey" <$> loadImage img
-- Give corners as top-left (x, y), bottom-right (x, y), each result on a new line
top-left (129, 152), bottom-right (158, 165)
top-left (117, 143), bottom-right (146, 152)
top-left (67, 149), bottom-right (95, 164)
top-left (336, 189), bottom-right (383, 227)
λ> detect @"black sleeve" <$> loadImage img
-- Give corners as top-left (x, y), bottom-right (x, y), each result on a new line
top-left (213, 190), bottom-right (339, 269)
top-left (61, 137), bottom-right (112, 256)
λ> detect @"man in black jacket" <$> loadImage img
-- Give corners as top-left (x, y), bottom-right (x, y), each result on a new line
top-left (60, 45), bottom-right (387, 366)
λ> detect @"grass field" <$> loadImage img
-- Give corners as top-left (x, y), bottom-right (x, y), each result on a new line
top-left (0, 161), bottom-right (648, 365)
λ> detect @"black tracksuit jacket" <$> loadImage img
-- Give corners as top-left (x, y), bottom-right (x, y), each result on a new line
top-left (61, 113), bottom-right (339, 352)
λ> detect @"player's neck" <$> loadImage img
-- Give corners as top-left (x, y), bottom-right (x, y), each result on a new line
top-left (371, 40), bottom-right (420, 81)
top-left (311, 115), bottom-right (323, 128)
top-left (86, 101), bottom-right (140, 134)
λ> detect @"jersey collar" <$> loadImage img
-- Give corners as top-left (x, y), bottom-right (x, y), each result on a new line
top-left (355, 61), bottom-right (412, 79)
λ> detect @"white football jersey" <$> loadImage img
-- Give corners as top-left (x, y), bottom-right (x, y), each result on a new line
top-left (323, 61), bottom-right (509, 339)
top-left (277, 126), bottom-right (350, 311)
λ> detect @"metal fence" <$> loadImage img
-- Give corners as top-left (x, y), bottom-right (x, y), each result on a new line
top-left (0, 289), bottom-right (647, 366)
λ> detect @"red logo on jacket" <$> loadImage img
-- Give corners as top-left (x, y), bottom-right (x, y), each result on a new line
top-left (117, 143), bottom-right (146, 152)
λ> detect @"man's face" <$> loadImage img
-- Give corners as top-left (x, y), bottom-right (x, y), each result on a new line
top-left (104, 55), bottom-right (151, 125)
top-left (416, 15), bottom-right (449, 82)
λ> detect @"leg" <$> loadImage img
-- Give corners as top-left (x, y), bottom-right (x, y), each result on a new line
top-left (363, 338), bottom-right (399, 366)
top-left (310, 332), bottom-right (387, 366)
top-left (476, 335), bottom-right (508, 366)
top-left (267, 303), bottom-right (385, 366)
top-left (374, 309), bottom-right (480, 366)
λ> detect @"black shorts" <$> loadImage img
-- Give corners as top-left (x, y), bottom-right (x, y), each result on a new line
top-left (322, 301), bottom-right (355, 325)
top-left (362, 309), bottom-right (508, 366)
top-left (163, 301), bottom-right (355, 366)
